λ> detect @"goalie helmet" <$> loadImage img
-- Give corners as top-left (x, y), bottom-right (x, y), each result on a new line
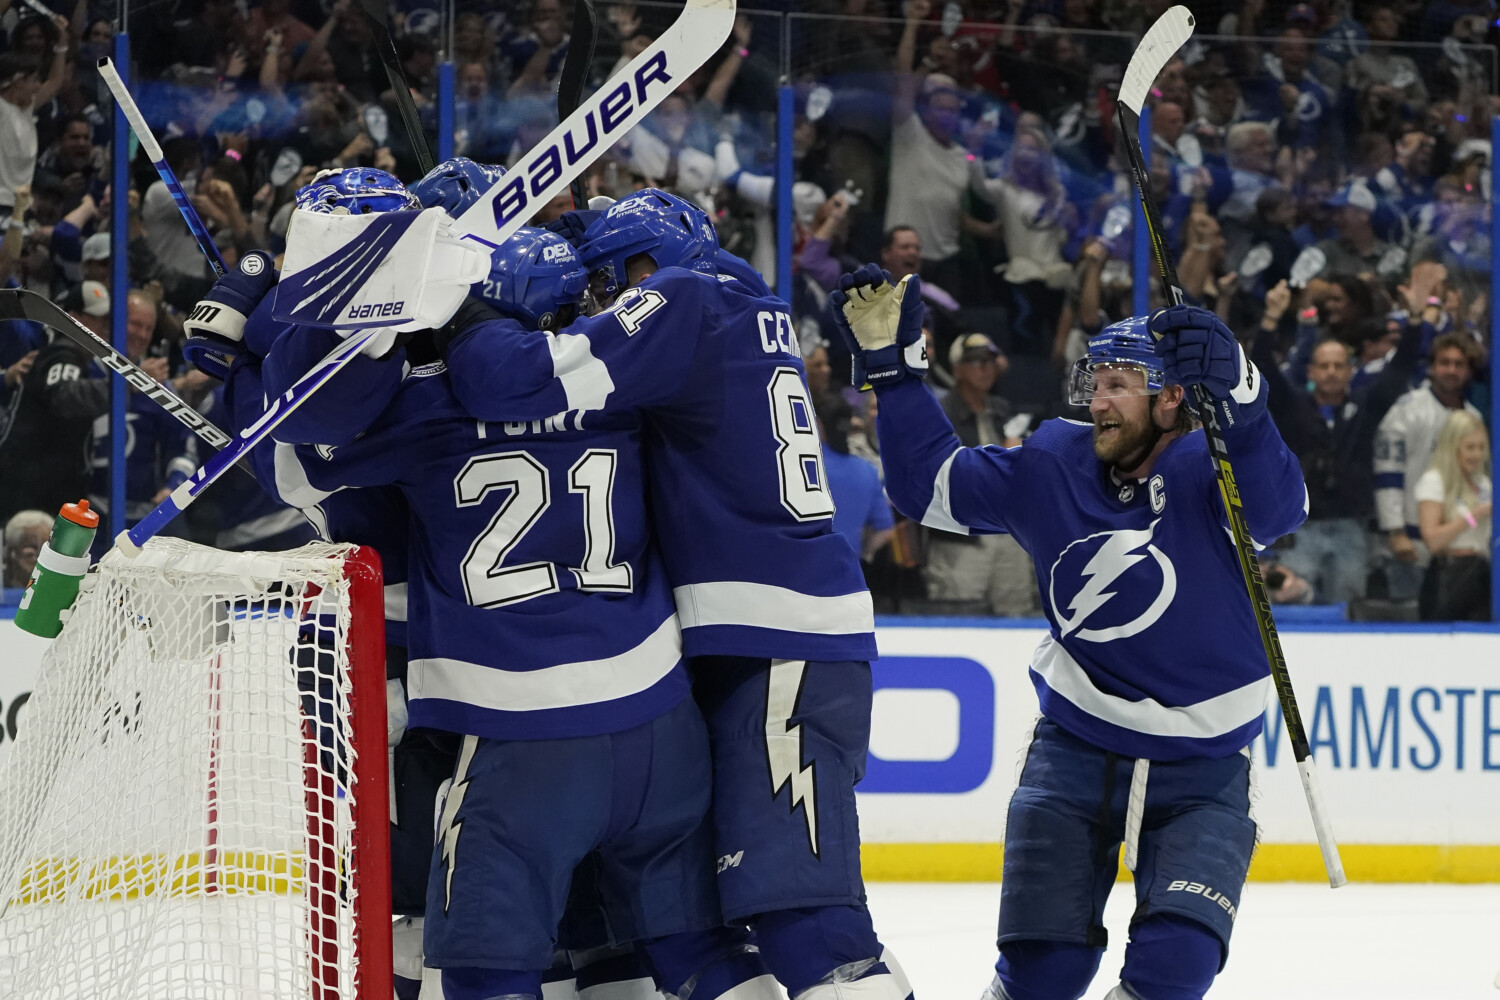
top-left (577, 187), bottom-right (717, 303)
top-left (1066, 315), bottom-right (1168, 406)
top-left (474, 227), bottom-right (588, 332)
top-left (294, 167), bottom-right (420, 215)
top-left (411, 157), bottom-right (506, 217)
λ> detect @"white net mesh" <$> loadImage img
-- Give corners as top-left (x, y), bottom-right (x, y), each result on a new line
top-left (0, 538), bottom-right (385, 1000)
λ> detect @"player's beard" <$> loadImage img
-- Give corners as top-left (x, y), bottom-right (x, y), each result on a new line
top-left (1092, 401), bottom-right (1158, 470)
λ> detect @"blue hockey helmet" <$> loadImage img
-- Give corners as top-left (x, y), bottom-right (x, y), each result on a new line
top-left (1066, 315), bottom-right (1168, 406)
top-left (294, 167), bottom-right (420, 215)
top-left (410, 157), bottom-right (506, 217)
top-left (577, 188), bottom-right (717, 302)
top-left (474, 227), bottom-right (589, 332)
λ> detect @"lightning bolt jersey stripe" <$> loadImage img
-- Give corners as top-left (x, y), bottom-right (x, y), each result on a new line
top-left (872, 378), bottom-right (1307, 761)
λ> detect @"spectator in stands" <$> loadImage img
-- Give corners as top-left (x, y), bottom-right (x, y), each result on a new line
top-left (33, 115), bottom-right (106, 212)
top-left (0, 31), bottom-right (70, 223)
top-left (1243, 22), bottom-right (1335, 154)
top-left (503, 0), bottom-right (570, 100)
top-left (978, 119), bottom-right (1076, 356)
top-left (2, 509), bottom-right (51, 588)
top-left (246, 0), bottom-right (315, 69)
top-left (142, 138), bottom-right (212, 303)
top-left (1374, 332), bottom-right (1484, 602)
top-left (1374, 127), bottom-right (1436, 213)
top-left (1255, 279), bottom-right (1423, 604)
top-left (1416, 409), bottom-right (1491, 620)
top-left (1314, 180), bottom-right (1399, 278)
top-left (0, 280), bottom-right (112, 525)
top-left (1216, 121), bottom-right (1280, 224)
top-left (886, 0), bottom-right (998, 296)
top-left (817, 393), bottom-right (894, 566)
top-left (921, 333), bottom-right (1038, 617)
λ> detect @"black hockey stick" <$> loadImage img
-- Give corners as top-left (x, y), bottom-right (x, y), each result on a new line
top-left (0, 289), bottom-right (231, 450)
top-left (556, 0), bottom-right (600, 209)
top-left (355, 0), bottom-right (436, 176)
top-left (1116, 6), bottom-right (1345, 888)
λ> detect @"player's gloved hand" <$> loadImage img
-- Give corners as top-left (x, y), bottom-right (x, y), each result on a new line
top-left (182, 251), bottom-right (276, 380)
top-left (830, 264), bottom-right (928, 387)
top-left (544, 209), bottom-right (603, 248)
top-left (1148, 304), bottom-right (1245, 396)
top-left (1149, 303), bottom-right (1265, 424)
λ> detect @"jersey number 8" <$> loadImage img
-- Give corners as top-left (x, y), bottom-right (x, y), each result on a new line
top-left (768, 367), bottom-right (835, 522)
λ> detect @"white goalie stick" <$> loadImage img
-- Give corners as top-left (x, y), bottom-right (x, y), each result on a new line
top-left (120, 0), bottom-right (738, 551)
top-left (0, 288), bottom-right (231, 449)
top-left (1116, 6), bottom-right (1346, 888)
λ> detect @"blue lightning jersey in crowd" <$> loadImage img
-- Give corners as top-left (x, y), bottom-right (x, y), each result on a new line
top-left (872, 377), bottom-right (1307, 761)
top-left (260, 327), bottom-right (686, 741)
top-left (441, 263), bottom-right (876, 662)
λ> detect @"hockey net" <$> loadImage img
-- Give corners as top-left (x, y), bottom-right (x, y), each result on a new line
top-left (0, 538), bottom-right (390, 999)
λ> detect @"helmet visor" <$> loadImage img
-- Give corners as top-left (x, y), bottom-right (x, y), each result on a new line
top-left (1067, 358), bottom-right (1165, 406)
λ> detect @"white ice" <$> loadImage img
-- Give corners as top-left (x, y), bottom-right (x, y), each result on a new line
top-left (867, 881), bottom-right (1500, 999)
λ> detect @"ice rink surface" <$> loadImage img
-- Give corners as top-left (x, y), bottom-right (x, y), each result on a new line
top-left (867, 881), bottom-right (1500, 999)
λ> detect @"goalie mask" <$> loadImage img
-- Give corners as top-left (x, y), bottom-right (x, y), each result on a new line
top-left (475, 227), bottom-right (588, 333)
top-left (294, 167), bottom-right (420, 215)
top-left (1067, 315), bottom-right (1168, 406)
top-left (411, 157), bottom-right (506, 218)
top-left (577, 188), bottom-right (718, 303)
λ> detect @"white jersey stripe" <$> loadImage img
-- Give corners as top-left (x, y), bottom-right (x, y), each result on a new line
top-left (409, 614), bottom-right (682, 712)
top-left (550, 331), bottom-right (615, 412)
top-left (673, 581), bottom-right (874, 635)
top-left (1032, 633), bottom-right (1270, 740)
top-left (922, 448), bottom-right (970, 535)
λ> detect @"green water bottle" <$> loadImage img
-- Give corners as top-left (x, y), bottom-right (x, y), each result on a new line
top-left (15, 500), bottom-right (99, 639)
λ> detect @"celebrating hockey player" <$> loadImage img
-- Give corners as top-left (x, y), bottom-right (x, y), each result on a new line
top-left (828, 264), bottom-right (1307, 1000)
top-left (433, 188), bottom-right (913, 1000)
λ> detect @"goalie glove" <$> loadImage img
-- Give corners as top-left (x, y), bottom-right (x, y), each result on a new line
top-left (830, 264), bottom-right (929, 388)
top-left (182, 251), bottom-right (277, 379)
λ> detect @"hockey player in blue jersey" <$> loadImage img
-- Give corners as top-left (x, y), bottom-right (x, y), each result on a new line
top-left (434, 188), bottom-right (913, 1000)
top-left (828, 263), bottom-right (1307, 1000)
top-left (252, 208), bottom-right (783, 1000)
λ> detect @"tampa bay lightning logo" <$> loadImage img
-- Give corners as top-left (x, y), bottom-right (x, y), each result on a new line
top-left (1048, 519), bottom-right (1177, 642)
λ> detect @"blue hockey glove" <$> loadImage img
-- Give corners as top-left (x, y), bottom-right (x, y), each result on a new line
top-left (544, 209), bottom-right (603, 248)
top-left (182, 251), bottom-right (277, 380)
top-left (830, 264), bottom-right (929, 388)
top-left (1149, 303), bottom-right (1266, 426)
top-left (1148, 304), bottom-right (1243, 397)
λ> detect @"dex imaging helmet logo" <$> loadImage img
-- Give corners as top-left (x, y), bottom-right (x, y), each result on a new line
top-left (1048, 519), bottom-right (1176, 642)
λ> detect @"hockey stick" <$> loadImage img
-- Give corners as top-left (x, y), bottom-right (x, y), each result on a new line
top-left (354, 0), bottom-right (435, 176)
top-left (119, 326), bottom-right (385, 551)
top-left (556, 0), bottom-right (600, 209)
top-left (97, 58), bottom-right (228, 278)
top-left (0, 289), bottom-right (231, 449)
top-left (124, 0), bottom-right (737, 548)
top-left (1116, 6), bottom-right (1346, 888)
top-left (453, 0), bottom-right (736, 245)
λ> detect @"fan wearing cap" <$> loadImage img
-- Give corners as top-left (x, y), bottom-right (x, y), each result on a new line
top-left (922, 332), bottom-right (1039, 617)
top-left (1311, 179), bottom-right (1401, 277)
top-left (832, 263), bottom-right (1306, 1000)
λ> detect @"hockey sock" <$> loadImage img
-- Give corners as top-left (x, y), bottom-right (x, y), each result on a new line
top-left (573, 944), bottom-right (658, 1000)
top-left (751, 905), bottom-right (884, 997)
top-left (1117, 914), bottom-right (1222, 1000)
top-left (993, 939), bottom-right (1101, 1000)
top-left (641, 926), bottom-right (775, 1000)
top-left (442, 966), bottom-right (542, 1000)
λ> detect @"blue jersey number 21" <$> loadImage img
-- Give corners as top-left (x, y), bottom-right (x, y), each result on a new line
top-left (454, 448), bottom-right (633, 608)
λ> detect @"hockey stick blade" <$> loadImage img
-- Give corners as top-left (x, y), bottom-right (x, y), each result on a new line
top-left (0, 289), bottom-right (232, 450)
top-left (558, 0), bottom-right (601, 209)
top-left (120, 327), bottom-right (387, 551)
top-left (454, 0), bottom-right (736, 246)
top-left (1119, 5), bottom-right (1194, 115)
top-left (355, 0), bottom-right (435, 175)
top-left (1117, 7), bottom-right (1346, 889)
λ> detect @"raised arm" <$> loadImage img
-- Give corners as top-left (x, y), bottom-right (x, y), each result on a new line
top-left (892, 0), bottom-right (930, 125)
top-left (34, 15), bottom-right (72, 108)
